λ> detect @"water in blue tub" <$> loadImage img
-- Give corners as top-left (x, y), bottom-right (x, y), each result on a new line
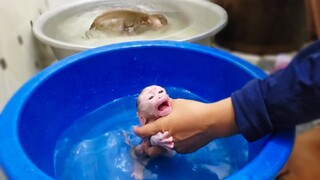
top-left (54, 87), bottom-right (248, 180)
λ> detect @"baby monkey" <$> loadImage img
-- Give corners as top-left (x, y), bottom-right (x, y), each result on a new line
top-left (136, 85), bottom-right (174, 154)
top-left (88, 10), bottom-right (168, 35)
top-left (124, 85), bottom-right (175, 180)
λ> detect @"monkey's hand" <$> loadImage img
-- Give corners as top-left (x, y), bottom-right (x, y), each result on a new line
top-left (131, 162), bottom-right (144, 180)
top-left (150, 131), bottom-right (174, 149)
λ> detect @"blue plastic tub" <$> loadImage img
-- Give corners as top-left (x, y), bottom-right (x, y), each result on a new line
top-left (0, 41), bottom-right (294, 179)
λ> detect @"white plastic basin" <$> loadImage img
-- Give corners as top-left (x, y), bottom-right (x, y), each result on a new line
top-left (32, 0), bottom-right (227, 59)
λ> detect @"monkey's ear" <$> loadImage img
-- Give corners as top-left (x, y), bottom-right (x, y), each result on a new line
top-left (137, 111), bottom-right (146, 125)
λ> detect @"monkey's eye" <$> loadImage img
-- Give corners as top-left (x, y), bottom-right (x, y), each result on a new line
top-left (158, 90), bottom-right (163, 93)
top-left (149, 95), bottom-right (154, 100)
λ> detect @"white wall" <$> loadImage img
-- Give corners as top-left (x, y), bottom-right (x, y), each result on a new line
top-left (0, 0), bottom-right (57, 112)
top-left (0, 1), bottom-right (85, 178)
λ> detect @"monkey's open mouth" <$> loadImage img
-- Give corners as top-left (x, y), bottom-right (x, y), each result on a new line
top-left (158, 101), bottom-right (170, 111)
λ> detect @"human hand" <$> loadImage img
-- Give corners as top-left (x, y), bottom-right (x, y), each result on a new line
top-left (150, 131), bottom-right (174, 149)
top-left (134, 98), bottom-right (238, 153)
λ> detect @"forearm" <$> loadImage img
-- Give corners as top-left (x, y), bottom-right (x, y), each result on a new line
top-left (232, 40), bottom-right (320, 142)
top-left (206, 98), bottom-right (239, 138)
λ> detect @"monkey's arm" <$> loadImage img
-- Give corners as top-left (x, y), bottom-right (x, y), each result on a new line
top-left (122, 131), bottom-right (134, 148)
top-left (141, 140), bottom-right (167, 158)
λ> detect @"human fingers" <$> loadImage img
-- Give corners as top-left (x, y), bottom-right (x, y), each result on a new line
top-left (162, 131), bottom-right (170, 137)
top-left (133, 121), bottom-right (163, 139)
top-left (173, 131), bottom-right (213, 154)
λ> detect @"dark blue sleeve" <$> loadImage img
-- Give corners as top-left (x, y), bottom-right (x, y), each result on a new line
top-left (231, 40), bottom-right (320, 142)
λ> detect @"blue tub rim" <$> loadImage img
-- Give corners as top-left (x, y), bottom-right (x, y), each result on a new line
top-left (0, 40), bottom-right (294, 179)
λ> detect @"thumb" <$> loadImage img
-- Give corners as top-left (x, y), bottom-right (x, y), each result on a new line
top-left (133, 122), bottom-right (161, 139)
